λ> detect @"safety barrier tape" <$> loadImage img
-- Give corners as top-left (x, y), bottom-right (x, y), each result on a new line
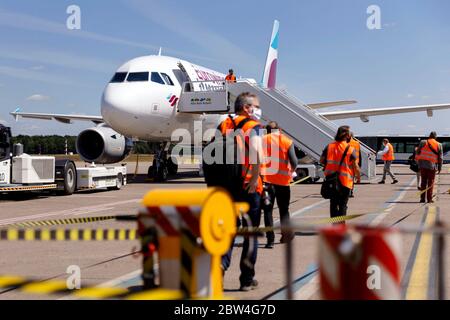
top-left (290, 175), bottom-right (312, 186)
top-left (3, 215), bottom-right (136, 229)
top-left (0, 274), bottom-right (183, 300)
top-left (0, 184), bottom-right (57, 192)
top-left (236, 213), bottom-right (366, 235)
top-left (0, 228), bottom-right (138, 241)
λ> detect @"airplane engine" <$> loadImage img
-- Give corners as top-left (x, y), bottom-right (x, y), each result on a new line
top-left (76, 125), bottom-right (133, 164)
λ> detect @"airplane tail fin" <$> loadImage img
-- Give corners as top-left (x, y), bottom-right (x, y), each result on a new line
top-left (261, 20), bottom-right (279, 89)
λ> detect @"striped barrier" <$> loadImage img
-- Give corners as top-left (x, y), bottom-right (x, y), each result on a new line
top-left (0, 184), bottom-right (57, 192)
top-left (138, 188), bottom-right (248, 299)
top-left (0, 274), bottom-right (183, 300)
top-left (3, 215), bottom-right (134, 228)
top-left (0, 228), bottom-right (138, 241)
top-left (319, 224), bottom-right (402, 300)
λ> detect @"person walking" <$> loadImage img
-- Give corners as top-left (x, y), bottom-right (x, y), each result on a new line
top-left (219, 92), bottom-right (264, 291)
top-left (320, 126), bottom-right (360, 219)
top-left (261, 121), bottom-right (298, 248)
top-left (416, 131), bottom-right (443, 203)
top-left (378, 138), bottom-right (398, 184)
top-left (348, 132), bottom-right (361, 197)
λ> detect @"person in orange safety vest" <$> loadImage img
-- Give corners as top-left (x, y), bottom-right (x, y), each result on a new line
top-left (261, 121), bottom-right (298, 248)
top-left (219, 92), bottom-right (263, 292)
top-left (416, 131), bottom-right (443, 203)
top-left (377, 138), bottom-right (398, 184)
top-left (348, 132), bottom-right (362, 197)
top-left (320, 126), bottom-right (360, 219)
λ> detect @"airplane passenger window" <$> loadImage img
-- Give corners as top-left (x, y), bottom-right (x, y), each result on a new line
top-left (110, 72), bottom-right (128, 83)
top-left (127, 72), bottom-right (149, 82)
top-left (161, 73), bottom-right (174, 86)
top-left (151, 72), bottom-right (165, 85)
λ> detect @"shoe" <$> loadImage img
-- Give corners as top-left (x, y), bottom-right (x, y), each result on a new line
top-left (239, 279), bottom-right (259, 292)
top-left (265, 242), bottom-right (274, 249)
top-left (417, 186), bottom-right (421, 190)
top-left (392, 180), bottom-right (399, 184)
top-left (420, 199), bottom-right (425, 203)
top-left (428, 200), bottom-right (434, 204)
top-left (378, 181), bottom-right (385, 184)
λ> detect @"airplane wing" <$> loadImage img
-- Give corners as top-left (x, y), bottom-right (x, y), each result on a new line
top-left (319, 103), bottom-right (450, 122)
top-left (307, 100), bottom-right (357, 109)
top-left (10, 110), bottom-right (104, 124)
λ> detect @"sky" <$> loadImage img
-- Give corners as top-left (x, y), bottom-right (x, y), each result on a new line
top-left (1, 0), bottom-right (450, 137)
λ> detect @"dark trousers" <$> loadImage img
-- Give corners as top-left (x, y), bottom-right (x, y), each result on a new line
top-left (330, 186), bottom-right (351, 219)
top-left (221, 192), bottom-right (261, 286)
top-left (262, 184), bottom-right (291, 243)
top-left (420, 168), bottom-right (436, 202)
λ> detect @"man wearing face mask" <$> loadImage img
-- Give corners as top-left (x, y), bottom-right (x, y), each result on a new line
top-left (219, 92), bottom-right (264, 291)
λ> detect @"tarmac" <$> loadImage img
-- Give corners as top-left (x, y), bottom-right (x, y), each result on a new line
top-left (0, 161), bottom-right (449, 300)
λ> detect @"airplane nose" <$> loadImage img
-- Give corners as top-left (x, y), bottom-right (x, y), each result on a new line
top-left (101, 84), bottom-right (129, 120)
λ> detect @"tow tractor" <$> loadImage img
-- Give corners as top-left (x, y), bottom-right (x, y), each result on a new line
top-left (0, 124), bottom-right (126, 195)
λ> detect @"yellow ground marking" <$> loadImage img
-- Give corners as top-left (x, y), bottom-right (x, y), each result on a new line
top-left (405, 206), bottom-right (436, 300)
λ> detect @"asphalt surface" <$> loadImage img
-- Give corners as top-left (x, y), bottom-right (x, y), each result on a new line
top-left (0, 162), bottom-right (449, 300)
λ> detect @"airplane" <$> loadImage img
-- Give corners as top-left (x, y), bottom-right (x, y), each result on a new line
top-left (10, 20), bottom-right (450, 181)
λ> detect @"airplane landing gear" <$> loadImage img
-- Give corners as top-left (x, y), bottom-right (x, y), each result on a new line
top-left (147, 143), bottom-right (177, 182)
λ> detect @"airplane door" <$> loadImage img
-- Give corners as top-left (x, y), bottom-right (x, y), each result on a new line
top-left (177, 61), bottom-right (202, 91)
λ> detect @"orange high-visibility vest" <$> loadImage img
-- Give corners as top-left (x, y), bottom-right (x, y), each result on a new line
top-left (349, 138), bottom-right (360, 164)
top-left (220, 115), bottom-right (263, 194)
top-left (382, 143), bottom-right (395, 161)
top-left (416, 139), bottom-right (440, 164)
top-left (225, 74), bottom-right (236, 82)
top-left (324, 141), bottom-right (355, 189)
top-left (262, 132), bottom-right (294, 186)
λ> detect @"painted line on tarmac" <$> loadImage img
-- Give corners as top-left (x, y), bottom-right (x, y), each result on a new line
top-left (265, 263), bottom-right (318, 300)
top-left (293, 178), bottom-right (416, 300)
top-left (274, 199), bottom-right (328, 227)
top-left (0, 199), bottom-right (140, 226)
top-left (404, 206), bottom-right (437, 300)
top-left (367, 177), bottom-right (416, 226)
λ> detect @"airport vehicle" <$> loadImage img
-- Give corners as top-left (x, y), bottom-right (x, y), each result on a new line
top-left (358, 135), bottom-right (450, 164)
top-left (10, 21), bottom-right (450, 182)
top-left (0, 124), bottom-right (126, 195)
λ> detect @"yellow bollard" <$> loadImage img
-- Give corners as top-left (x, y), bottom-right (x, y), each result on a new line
top-left (139, 187), bottom-right (248, 299)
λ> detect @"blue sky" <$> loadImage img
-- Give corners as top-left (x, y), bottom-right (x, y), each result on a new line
top-left (1, 0), bottom-right (450, 137)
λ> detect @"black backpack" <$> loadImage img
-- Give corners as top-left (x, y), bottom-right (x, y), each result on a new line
top-left (203, 116), bottom-right (251, 201)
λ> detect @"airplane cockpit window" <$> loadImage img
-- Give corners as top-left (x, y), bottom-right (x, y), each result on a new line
top-left (151, 72), bottom-right (165, 85)
top-left (127, 72), bottom-right (149, 82)
top-left (110, 72), bottom-right (128, 83)
top-left (161, 73), bottom-right (174, 86)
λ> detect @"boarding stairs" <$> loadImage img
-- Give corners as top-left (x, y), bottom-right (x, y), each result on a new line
top-left (178, 80), bottom-right (376, 181)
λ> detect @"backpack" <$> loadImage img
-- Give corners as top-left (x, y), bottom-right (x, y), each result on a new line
top-left (203, 116), bottom-right (251, 200)
top-left (320, 145), bottom-right (350, 199)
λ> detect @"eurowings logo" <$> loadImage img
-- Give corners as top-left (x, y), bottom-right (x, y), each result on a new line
top-left (166, 93), bottom-right (179, 107)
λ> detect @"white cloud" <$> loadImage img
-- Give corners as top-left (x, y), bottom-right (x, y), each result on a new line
top-left (0, 47), bottom-right (118, 73)
top-left (0, 65), bottom-right (77, 86)
top-left (0, 8), bottom-right (218, 63)
top-left (383, 22), bottom-right (397, 28)
top-left (26, 94), bottom-right (51, 102)
top-left (123, 0), bottom-right (258, 70)
top-left (30, 65), bottom-right (45, 71)
top-left (406, 93), bottom-right (415, 98)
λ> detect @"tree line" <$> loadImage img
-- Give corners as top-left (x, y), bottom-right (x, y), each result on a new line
top-left (11, 135), bottom-right (155, 155)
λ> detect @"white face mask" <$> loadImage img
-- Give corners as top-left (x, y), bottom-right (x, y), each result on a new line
top-left (251, 108), bottom-right (262, 120)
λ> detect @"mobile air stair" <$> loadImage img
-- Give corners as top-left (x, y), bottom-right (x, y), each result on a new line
top-left (178, 79), bottom-right (376, 182)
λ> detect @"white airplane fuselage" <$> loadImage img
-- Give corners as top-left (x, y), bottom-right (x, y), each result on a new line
top-left (101, 55), bottom-right (230, 142)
